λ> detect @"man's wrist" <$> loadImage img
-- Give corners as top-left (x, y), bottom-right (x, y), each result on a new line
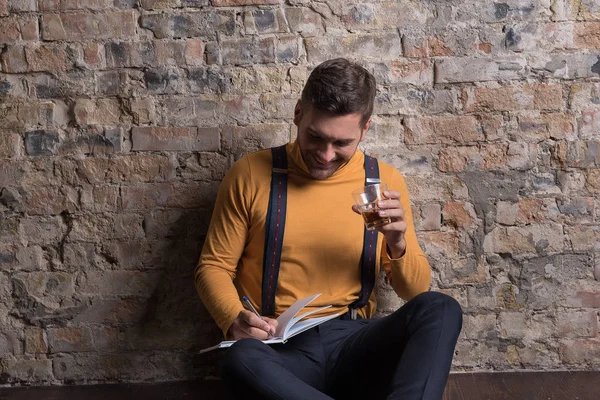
top-left (387, 238), bottom-right (407, 259)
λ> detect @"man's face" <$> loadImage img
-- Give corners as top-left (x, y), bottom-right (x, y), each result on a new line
top-left (294, 102), bottom-right (370, 180)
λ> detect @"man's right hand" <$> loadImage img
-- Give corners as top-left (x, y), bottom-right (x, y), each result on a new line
top-left (227, 310), bottom-right (278, 340)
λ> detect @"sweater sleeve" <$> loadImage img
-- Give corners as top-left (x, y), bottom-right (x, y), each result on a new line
top-left (381, 170), bottom-right (431, 300)
top-left (194, 157), bottom-right (252, 337)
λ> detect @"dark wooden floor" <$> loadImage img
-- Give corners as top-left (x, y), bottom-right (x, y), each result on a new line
top-left (0, 371), bottom-right (598, 400)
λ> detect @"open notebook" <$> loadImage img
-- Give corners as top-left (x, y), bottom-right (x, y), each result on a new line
top-left (199, 293), bottom-right (341, 354)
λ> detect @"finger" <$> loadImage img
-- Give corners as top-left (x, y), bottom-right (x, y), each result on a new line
top-left (351, 204), bottom-right (361, 215)
top-left (239, 310), bottom-right (271, 332)
top-left (263, 317), bottom-right (279, 334)
top-left (377, 200), bottom-right (402, 212)
top-left (377, 208), bottom-right (404, 221)
top-left (241, 325), bottom-right (271, 340)
top-left (383, 190), bottom-right (400, 200)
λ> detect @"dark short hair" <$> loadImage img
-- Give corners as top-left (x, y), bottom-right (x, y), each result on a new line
top-left (301, 58), bottom-right (376, 128)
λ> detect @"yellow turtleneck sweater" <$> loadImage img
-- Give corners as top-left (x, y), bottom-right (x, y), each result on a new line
top-left (195, 141), bottom-right (431, 336)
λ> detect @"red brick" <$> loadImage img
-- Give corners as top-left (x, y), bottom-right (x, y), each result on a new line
top-left (438, 144), bottom-right (509, 171)
top-left (0, 133), bottom-right (21, 159)
top-left (38, 0), bottom-right (58, 10)
top-left (389, 59), bottom-right (433, 85)
top-left (464, 85), bottom-right (563, 112)
top-left (403, 35), bottom-right (455, 57)
top-left (107, 154), bottom-right (176, 183)
top-left (517, 198), bottom-right (544, 224)
top-left (0, 101), bottom-right (57, 129)
top-left (82, 42), bottom-right (104, 68)
top-left (476, 42), bottom-right (493, 54)
top-left (47, 327), bottom-right (94, 353)
top-left (131, 126), bottom-right (219, 151)
top-left (567, 291), bottom-right (600, 308)
top-left (560, 339), bottom-right (600, 364)
top-left (67, 157), bottom-right (110, 184)
top-left (221, 123), bottom-right (290, 157)
top-left (552, 140), bottom-right (600, 169)
top-left (405, 116), bottom-right (483, 144)
top-left (41, 11), bottom-right (137, 41)
top-left (418, 231), bottom-right (460, 258)
top-left (0, 16), bottom-right (22, 42)
top-left (566, 225), bottom-right (600, 251)
top-left (0, 0), bottom-right (8, 16)
top-left (284, 7), bottom-right (323, 37)
top-left (24, 186), bottom-right (79, 215)
top-left (141, 0), bottom-right (179, 8)
top-left (517, 113), bottom-right (575, 142)
top-left (442, 202), bottom-right (476, 229)
top-left (25, 44), bottom-right (70, 72)
top-left (575, 22), bottom-right (600, 48)
top-left (212, 0), bottom-right (280, 5)
top-left (80, 185), bottom-right (119, 212)
top-left (6, 0), bottom-right (36, 11)
top-left (128, 99), bottom-right (156, 124)
top-left (587, 168), bottom-right (600, 194)
top-left (40, 0), bottom-right (113, 10)
top-left (0, 160), bottom-right (22, 187)
top-left (221, 37), bottom-right (275, 65)
top-left (580, 110), bottom-right (600, 139)
top-left (557, 311), bottom-right (598, 338)
top-left (438, 146), bottom-right (475, 172)
top-left (25, 328), bottom-right (47, 354)
top-left (305, 33), bottom-right (403, 63)
top-left (185, 39), bottom-right (204, 66)
top-left (74, 98), bottom-right (121, 125)
top-left (1, 45), bottom-right (27, 73)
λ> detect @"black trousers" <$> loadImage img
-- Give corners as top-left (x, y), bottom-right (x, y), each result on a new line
top-left (222, 291), bottom-right (462, 400)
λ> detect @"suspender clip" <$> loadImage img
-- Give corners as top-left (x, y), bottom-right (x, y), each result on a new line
top-left (350, 308), bottom-right (357, 320)
top-left (366, 177), bottom-right (380, 184)
top-left (272, 168), bottom-right (288, 174)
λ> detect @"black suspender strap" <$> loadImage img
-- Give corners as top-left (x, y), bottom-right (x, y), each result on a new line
top-left (261, 144), bottom-right (288, 316)
top-left (349, 154), bottom-right (380, 312)
top-left (261, 148), bottom-right (380, 317)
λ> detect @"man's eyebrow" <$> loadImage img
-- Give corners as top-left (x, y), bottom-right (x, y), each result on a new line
top-left (307, 128), bottom-right (355, 143)
top-left (336, 138), bottom-right (355, 144)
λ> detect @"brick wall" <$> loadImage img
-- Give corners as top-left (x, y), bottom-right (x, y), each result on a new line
top-left (1, 0), bottom-right (599, 385)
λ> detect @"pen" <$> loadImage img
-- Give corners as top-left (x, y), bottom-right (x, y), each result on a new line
top-left (242, 296), bottom-right (274, 338)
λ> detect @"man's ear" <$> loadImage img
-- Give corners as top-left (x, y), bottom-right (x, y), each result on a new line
top-left (293, 100), bottom-right (302, 126)
top-left (360, 118), bottom-right (372, 142)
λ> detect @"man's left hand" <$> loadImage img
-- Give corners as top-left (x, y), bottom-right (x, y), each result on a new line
top-left (352, 189), bottom-right (407, 259)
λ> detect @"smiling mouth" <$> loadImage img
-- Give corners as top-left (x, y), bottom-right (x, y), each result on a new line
top-left (312, 155), bottom-right (337, 169)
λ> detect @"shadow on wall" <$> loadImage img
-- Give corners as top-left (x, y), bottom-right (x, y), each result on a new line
top-left (112, 206), bottom-right (226, 381)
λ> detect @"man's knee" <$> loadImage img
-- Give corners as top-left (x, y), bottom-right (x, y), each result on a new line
top-left (221, 338), bottom-right (268, 381)
top-left (408, 291), bottom-right (463, 331)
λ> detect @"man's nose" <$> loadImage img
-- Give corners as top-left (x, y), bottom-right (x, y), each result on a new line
top-left (316, 143), bottom-right (335, 163)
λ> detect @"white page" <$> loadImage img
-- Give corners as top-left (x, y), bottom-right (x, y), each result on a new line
top-left (283, 305), bottom-right (332, 339)
top-left (284, 312), bottom-right (342, 339)
top-left (274, 293), bottom-right (322, 337)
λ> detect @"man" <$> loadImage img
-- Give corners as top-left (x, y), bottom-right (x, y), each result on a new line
top-left (195, 58), bottom-right (462, 400)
